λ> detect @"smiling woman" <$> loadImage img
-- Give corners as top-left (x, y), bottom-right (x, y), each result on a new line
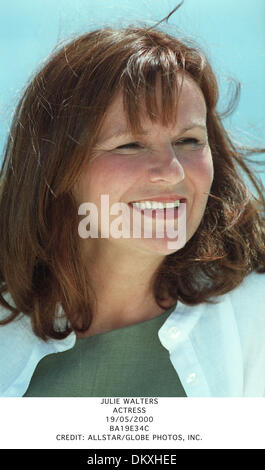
top-left (0, 19), bottom-right (265, 397)
top-left (74, 77), bottom-right (213, 265)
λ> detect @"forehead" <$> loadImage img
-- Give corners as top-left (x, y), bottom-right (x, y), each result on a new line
top-left (98, 75), bottom-right (207, 139)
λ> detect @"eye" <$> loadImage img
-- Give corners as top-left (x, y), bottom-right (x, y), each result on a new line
top-left (113, 142), bottom-right (144, 154)
top-left (116, 142), bottom-right (139, 149)
top-left (173, 138), bottom-right (203, 149)
top-left (116, 142), bottom-right (142, 149)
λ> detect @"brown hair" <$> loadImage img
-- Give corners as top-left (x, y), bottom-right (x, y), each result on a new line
top-left (0, 26), bottom-right (264, 340)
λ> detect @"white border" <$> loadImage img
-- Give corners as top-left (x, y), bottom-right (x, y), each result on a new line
top-left (1, 397), bottom-right (264, 449)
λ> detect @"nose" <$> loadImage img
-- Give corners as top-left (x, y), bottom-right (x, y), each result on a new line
top-left (147, 146), bottom-right (185, 184)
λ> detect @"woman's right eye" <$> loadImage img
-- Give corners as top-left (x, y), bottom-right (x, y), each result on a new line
top-left (113, 142), bottom-right (144, 153)
top-left (116, 142), bottom-right (141, 149)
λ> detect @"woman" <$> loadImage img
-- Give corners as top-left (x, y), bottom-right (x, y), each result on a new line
top-left (0, 24), bottom-right (264, 397)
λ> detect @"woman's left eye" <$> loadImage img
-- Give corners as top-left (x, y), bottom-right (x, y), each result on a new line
top-left (173, 138), bottom-right (203, 149)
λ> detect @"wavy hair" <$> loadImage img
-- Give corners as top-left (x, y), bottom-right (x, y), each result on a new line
top-left (0, 26), bottom-right (264, 340)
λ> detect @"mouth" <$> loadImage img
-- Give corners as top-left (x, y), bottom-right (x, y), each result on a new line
top-left (129, 200), bottom-right (182, 210)
top-left (127, 198), bottom-right (186, 220)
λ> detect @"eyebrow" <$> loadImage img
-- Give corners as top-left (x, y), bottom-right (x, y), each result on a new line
top-left (99, 124), bottom-right (207, 143)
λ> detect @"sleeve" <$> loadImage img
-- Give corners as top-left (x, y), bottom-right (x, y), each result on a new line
top-left (230, 271), bottom-right (265, 396)
top-left (0, 297), bottom-right (76, 397)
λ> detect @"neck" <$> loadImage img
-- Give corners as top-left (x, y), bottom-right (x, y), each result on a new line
top-left (78, 240), bottom-right (171, 337)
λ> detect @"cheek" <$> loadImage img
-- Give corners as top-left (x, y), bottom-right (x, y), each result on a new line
top-left (76, 154), bottom-right (143, 202)
top-left (185, 148), bottom-right (214, 192)
top-left (93, 155), bottom-right (140, 180)
top-left (184, 150), bottom-right (213, 238)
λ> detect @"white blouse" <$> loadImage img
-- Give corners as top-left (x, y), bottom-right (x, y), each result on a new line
top-left (0, 271), bottom-right (264, 397)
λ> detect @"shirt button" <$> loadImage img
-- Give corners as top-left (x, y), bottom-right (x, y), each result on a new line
top-left (186, 373), bottom-right (197, 384)
top-left (168, 326), bottom-right (181, 340)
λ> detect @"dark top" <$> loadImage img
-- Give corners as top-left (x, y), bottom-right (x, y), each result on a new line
top-left (24, 306), bottom-right (186, 397)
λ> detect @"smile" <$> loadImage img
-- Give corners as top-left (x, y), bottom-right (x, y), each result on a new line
top-left (129, 200), bottom-right (182, 210)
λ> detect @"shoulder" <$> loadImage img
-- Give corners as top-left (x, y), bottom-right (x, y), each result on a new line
top-left (227, 271), bottom-right (265, 395)
top-left (0, 295), bottom-right (76, 397)
top-left (201, 270), bottom-right (265, 344)
top-left (226, 271), bottom-right (265, 326)
top-left (159, 271), bottom-right (265, 396)
top-left (228, 270), bottom-right (265, 301)
top-left (170, 271), bottom-right (265, 333)
top-left (227, 270), bottom-right (265, 346)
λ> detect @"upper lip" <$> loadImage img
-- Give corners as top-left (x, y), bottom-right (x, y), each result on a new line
top-left (129, 194), bottom-right (187, 203)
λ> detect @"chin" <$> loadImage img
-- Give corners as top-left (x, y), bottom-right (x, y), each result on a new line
top-left (132, 236), bottom-right (188, 257)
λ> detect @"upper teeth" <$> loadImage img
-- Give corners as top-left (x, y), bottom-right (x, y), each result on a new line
top-left (131, 200), bottom-right (181, 210)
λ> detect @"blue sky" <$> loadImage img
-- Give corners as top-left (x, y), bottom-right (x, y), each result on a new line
top-left (0, 0), bottom-right (264, 182)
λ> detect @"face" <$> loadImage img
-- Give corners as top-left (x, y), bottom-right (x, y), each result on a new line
top-left (74, 74), bottom-right (214, 259)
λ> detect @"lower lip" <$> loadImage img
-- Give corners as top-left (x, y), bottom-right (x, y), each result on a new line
top-left (128, 202), bottom-right (186, 220)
